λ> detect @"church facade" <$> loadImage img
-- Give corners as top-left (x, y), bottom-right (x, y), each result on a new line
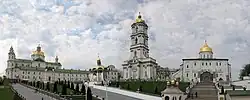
top-left (172, 42), bottom-right (232, 83)
top-left (122, 13), bottom-right (159, 80)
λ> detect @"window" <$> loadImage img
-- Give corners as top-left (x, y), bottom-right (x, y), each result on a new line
top-left (186, 73), bottom-right (189, 77)
top-left (23, 72), bottom-right (24, 74)
top-left (186, 65), bottom-right (189, 68)
top-left (206, 63), bottom-right (207, 66)
top-left (219, 62), bottom-right (221, 66)
top-left (194, 63), bottom-right (196, 66)
top-left (209, 63), bottom-right (211, 66)
top-left (202, 62), bottom-right (204, 66)
top-left (216, 62), bottom-right (218, 66)
top-left (28, 72), bottom-right (30, 74)
top-left (194, 73), bottom-right (196, 77)
top-left (38, 63), bottom-right (40, 67)
top-left (135, 38), bottom-right (138, 44)
top-left (33, 72), bottom-right (35, 74)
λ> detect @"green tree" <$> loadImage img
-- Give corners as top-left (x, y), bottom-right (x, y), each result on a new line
top-left (239, 64), bottom-right (250, 79)
top-left (154, 86), bottom-right (158, 94)
top-left (62, 84), bottom-right (67, 95)
top-left (81, 84), bottom-right (86, 95)
top-left (87, 87), bottom-right (92, 100)
top-left (71, 82), bottom-right (74, 90)
top-left (67, 81), bottom-right (70, 88)
top-left (75, 83), bottom-right (79, 93)
top-left (46, 82), bottom-right (50, 91)
top-left (53, 82), bottom-right (57, 93)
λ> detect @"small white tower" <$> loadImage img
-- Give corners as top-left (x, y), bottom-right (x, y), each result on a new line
top-left (8, 46), bottom-right (16, 60)
top-left (55, 56), bottom-right (59, 63)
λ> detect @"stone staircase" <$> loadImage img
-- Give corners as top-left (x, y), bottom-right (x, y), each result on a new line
top-left (186, 82), bottom-right (218, 100)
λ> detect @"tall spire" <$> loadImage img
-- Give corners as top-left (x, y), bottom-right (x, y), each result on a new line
top-left (97, 53), bottom-right (101, 66)
top-left (136, 12), bottom-right (144, 23)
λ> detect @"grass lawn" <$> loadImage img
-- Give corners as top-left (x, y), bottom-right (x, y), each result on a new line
top-left (0, 79), bottom-right (14, 100)
top-left (0, 87), bottom-right (14, 100)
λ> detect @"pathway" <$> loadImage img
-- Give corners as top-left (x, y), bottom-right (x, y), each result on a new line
top-left (187, 82), bottom-right (218, 100)
top-left (89, 83), bottom-right (162, 100)
top-left (12, 84), bottom-right (56, 100)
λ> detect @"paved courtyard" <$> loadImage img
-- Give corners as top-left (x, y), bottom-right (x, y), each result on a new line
top-left (12, 84), bottom-right (56, 100)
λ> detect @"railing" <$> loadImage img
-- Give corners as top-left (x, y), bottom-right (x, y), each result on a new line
top-left (20, 83), bottom-right (67, 100)
top-left (214, 82), bottom-right (220, 100)
top-left (9, 83), bottom-right (26, 100)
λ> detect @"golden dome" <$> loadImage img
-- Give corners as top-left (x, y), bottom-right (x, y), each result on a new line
top-left (200, 41), bottom-right (213, 53)
top-left (32, 51), bottom-right (45, 56)
top-left (135, 12), bottom-right (144, 23)
top-left (32, 44), bottom-right (45, 56)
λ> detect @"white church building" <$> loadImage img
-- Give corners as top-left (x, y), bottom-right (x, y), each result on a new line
top-left (172, 41), bottom-right (232, 83)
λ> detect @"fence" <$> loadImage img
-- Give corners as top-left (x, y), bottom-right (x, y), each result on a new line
top-left (20, 83), bottom-right (67, 100)
top-left (9, 83), bottom-right (26, 100)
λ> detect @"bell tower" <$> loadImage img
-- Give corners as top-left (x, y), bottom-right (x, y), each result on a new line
top-left (8, 46), bottom-right (16, 60)
top-left (130, 12), bottom-right (149, 59)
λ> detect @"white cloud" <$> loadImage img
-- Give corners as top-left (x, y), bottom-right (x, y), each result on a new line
top-left (0, 0), bottom-right (250, 80)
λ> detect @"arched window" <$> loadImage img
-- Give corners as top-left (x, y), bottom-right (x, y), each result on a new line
top-left (165, 96), bottom-right (169, 100)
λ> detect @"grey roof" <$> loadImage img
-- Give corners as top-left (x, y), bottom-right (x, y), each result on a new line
top-left (161, 87), bottom-right (183, 94)
top-left (11, 67), bottom-right (89, 74)
top-left (226, 90), bottom-right (250, 96)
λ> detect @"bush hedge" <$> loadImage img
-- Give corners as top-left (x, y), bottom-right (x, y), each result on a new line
top-left (109, 81), bottom-right (189, 95)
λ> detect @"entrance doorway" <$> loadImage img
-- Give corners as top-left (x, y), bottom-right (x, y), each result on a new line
top-left (200, 71), bottom-right (213, 82)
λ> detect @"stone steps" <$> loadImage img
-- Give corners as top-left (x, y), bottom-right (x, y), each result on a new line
top-left (186, 82), bottom-right (218, 100)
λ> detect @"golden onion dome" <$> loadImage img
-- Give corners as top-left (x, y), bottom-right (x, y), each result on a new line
top-left (200, 41), bottom-right (213, 53)
top-left (32, 51), bottom-right (45, 56)
top-left (32, 44), bottom-right (45, 56)
top-left (135, 12), bottom-right (144, 23)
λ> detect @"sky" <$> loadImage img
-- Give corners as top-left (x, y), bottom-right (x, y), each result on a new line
top-left (0, 0), bottom-right (250, 80)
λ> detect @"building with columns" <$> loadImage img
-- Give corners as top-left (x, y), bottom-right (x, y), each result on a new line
top-left (89, 56), bottom-right (119, 83)
top-left (122, 13), bottom-right (159, 80)
top-left (172, 41), bottom-right (232, 83)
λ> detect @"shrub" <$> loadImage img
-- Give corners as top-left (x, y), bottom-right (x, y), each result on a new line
top-left (75, 83), bottom-right (79, 93)
top-left (46, 82), bottom-right (50, 91)
top-left (81, 84), bottom-right (86, 95)
top-left (71, 82), bottom-right (74, 90)
top-left (87, 87), bottom-right (92, 100)
top-left (53, 82), bottom-right (57, 93)
top-left (62, 84), bottom-right (67, 95)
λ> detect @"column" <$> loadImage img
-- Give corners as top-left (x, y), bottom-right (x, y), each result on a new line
top-left (128, 67), bottom-right (131, 79)
top-left (137, 65), bottom-right (140, 79)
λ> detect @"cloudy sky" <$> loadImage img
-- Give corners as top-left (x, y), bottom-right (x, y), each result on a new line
top-left (0, 0), bottom-right (250, 80)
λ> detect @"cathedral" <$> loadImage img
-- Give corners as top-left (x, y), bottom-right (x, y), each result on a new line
top-left (122, 13), bottom-right (159, 80)
top-left (172, 41), bottom-right (232, 83)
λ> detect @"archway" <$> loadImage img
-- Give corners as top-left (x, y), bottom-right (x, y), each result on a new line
top-left (165, 96), bottom-right (169, 100)
top-left (200, 71), bottom-right (213, 82)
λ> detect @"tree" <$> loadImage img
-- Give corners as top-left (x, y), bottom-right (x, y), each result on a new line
top-left (81, 84), bottom-right (86, 95)
top-left (71, 82), bottom-right (74, 90)
top-left (53, 82), bottom-right (57, 93)
top-left (75, 83), bottom-right (79, 93)
top-left (232, 85), bottom-right (235, 90)
top-left (87, 87), bottom-right (92, 100)
top-left (46, 82), bottom-right (50, 91)
top-left (62, 84), bottom-right (67, 95)
top-left (154, 86), bottom-right (158, 94)
top-left (67, 81), bottom-right (70, 88)
top-left (239, 64), bottom-right (250, 80)
top-left (221, 86), bottom-right (224, 94)
top-left (127, 84), bottom-right (130, 90)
